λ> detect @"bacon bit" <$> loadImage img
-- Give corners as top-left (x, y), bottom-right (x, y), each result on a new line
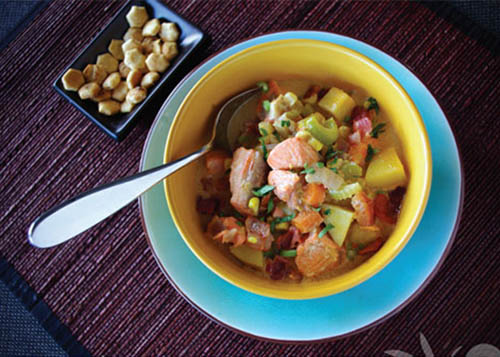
top-left (351, 106), bottom-right (369, 120)
top-left (358, 237), bottom-right (383, 255)
top-left (318, 88), bottom-right (329, 100)
top-left (275, 226), bottom-right (302, 251)
top-left (201, 177), bottom-right (212, 191)
top-left (304, 85), bottom-right (321, 100)
top-left (374, 194), bottom-right (397, 224)
top-left (215, 177), bottom-right (229, 192)
top-left (196, 197), bottom-right (219, 215)
top-left (353, 116), bottom-right (372, 138)
top-left (266, 256), bottom-right (289, 280)
top-left (389, 186), bottom-right (406, 214)
top-left (260, 194), bottom-right (271, 213)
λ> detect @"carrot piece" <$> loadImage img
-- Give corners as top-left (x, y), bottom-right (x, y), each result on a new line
top-left (292, 211), bottom-right (323, 233)
top-left (205, 151), bottom-right (229, 176)
top-left (302, 183), bottom-right (326, 207)
top-left (374, 194), bottom-right (397, 224)
top-left (358, 237), bottom-right (383, 255)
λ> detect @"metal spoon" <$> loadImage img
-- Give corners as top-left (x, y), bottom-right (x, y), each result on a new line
top-left (28, 88), bottom-right (260, 248)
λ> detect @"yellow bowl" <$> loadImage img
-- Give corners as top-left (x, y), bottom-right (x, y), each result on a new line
top-left (164, 39), bottom-right (431, 300)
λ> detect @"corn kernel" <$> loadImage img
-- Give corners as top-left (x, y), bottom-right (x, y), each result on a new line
top-left (247, 235), bottom-right (258, 244)
top-left (275, 222), bottom-right (289, 231)
top-left (248, 197), bottom-right (260, 216)
top-left (339, 125), bottom-right (351, 138)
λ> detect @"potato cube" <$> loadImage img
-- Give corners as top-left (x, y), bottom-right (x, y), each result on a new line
top-left (96, 53), bottom-right (119, 74)
top-left (161, 41), bottom-right (178, 60)
top-left (159, 22), bottom-right (179, 42)
top-left (91, 89), bottom-right (112, 102)
top-left (145, 53), bottom-right (169, 72)
top-left (124, 48), bottom-right (146, 70)
top-left (121, 100), bottom-right (135, 113)
top-left (365, 147), bottom-right (407, 189)
top-left (142, 18), bottom-right (160, 37)
top-left (126, 69), bottom-right (142, 89)
top-left (141, 72), bottom-right (159, 89)
top-left (112, 81), bottom-right (128, 101)
top-left (102, 72), bottom-right (121, 90)
top-left (119, 61), bottom-right (131, 78)
top-left (78, 82), bottom-right (100, 100)
top-left (83, 64), bottom-right (107, 84)
top-left (62, 68), bottom-right (84, 91)
top-left (98, 100), bottom-right (121, 116)
top-left (126, 87), bottom-right (147, 104)
top-left (318, 87), bottom-right (356, 121)
top-left (108, 39), bottom-right (124, 60)
top-left (123, 27), bottom-right (143, 42)
top-left (122, 39), bottom-right (142, 53)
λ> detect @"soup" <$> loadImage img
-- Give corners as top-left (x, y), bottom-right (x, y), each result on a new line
top-left (196, 79), bottom-right (407, 282)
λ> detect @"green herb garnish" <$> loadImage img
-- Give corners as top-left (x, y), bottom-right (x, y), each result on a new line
top-left (370, 123), bottom-right (386, 138)
top-left (324, 208), bottom-right (331, 215)
top-left (366, 97), bottom-right (379, 114)
top-left (330, 167), bottom-right (339, 174)
top-left (263, 250), bottom-right (275, 258)
top-left (259, 137), bottom-right (268, 160)
top-left (279, 249), bottom-right (297, 258)
top-left (236, 221), bottom-right (244, 227)
top-left (319, 223), bottom-right (334, 238)
top-left (326, 147), bottom-right (343, 160)
top-left (312, 207), bottom-right (322, 212)
top-left (316, 162), bottom-right (325, 168)
top-left (262, 100), bottom-right (271, 112)
top-left (259, 128), bottom-right (268, 136)
top-left (300, 163), bottom-right (316, 175)
top-left (366, 144), bottom-right (379, 163)
top-left (343, 116), bottom-right (352, 124)
top-left (252, 184), bottom-right (275, 197)
top-left (274, 213), bottom-right (296, 224)
top-left (267, 198), bottom-right (274, 214)
top-left (256, 81), bottom-right (269, 93)
top-left (281, 120), bottom-right (291, 127)
top-left (272, 130), bottom-right (281, 141)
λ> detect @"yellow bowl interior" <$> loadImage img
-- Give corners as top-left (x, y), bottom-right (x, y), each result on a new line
top-left (164, 39), bottom-right (431, 300)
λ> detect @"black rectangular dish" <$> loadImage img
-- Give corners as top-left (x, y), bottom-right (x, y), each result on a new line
top-left (53, 0), bottom-right (206, 141)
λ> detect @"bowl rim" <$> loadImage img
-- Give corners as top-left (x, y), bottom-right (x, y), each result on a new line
top-left (140, 30), bottom-right (463, 343)
top-left (163, 38), bottom-right (432, 300)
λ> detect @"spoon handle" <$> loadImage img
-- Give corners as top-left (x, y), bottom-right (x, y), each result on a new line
top-left (28, 147), bottom-right (209, 248)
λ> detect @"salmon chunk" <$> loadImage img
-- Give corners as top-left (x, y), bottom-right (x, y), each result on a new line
top-left (207, 216), bottom-right (246, 247)
top-left (268, 170), bottom-right (300, 203)
top-left (267, 137), bottom-right (320, 170)
top-left (229, 147), bottom-right (267, 215)
top-left (245, 216), bottom-right (273, 251)
top-left (295, 232), bottom-right (340, 278)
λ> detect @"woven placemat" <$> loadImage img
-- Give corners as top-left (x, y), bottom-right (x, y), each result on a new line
top-left (0, 0), bottom-right (499, 355)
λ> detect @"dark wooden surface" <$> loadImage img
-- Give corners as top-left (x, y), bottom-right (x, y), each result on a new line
top-left (0, 1), bottom-right (499, 355)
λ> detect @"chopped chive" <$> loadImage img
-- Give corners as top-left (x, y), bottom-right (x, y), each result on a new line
top-left (366, 144), bottom-right (379, 163)
top-left (300, 163), bottom-right (316, 175)
top-left (252, 184), bottom-right (275, 197)
top-left (236, 221), bottom-right (244, 227)
top-left (281, 120), bottom-right (291, 127)
top-left (259, 137), bottom-right (268, 160)
top-left (312, 207), bottom-right (322, 212)
top-left (319, 223), bottom-right (334, 238)
top-left (324, 208), bottom-right (331, 215)
top-left (256, 81), bottom-right (269, 93)
top-left (274, 213), bottom-right (296, 224)
top-left (366, 97), bottom-right (379, 114)
top-left (343, 116), bottom-right (352, 124)
top-left (267, 198), bottom-right (274, 214)
top-left (330, 167), bottom-right (339, 173)
top-left (259, 216), bottom-right (266, 222)
top-left (279, 249), bottom-right (297, 258)
top-left (259, 128), bottom-right (268, 136)
top-left (370, 123), bottom-right (386, 138)
top-left (272, 130), bottom-right (281, 141)
top-left (262, 100), bottom-right (271, 112)
top-left (316, 162), bottom-right (324, 168)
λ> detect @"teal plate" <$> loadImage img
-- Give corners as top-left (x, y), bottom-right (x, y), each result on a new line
top-left (139, 31), bottom-right (463, 342)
